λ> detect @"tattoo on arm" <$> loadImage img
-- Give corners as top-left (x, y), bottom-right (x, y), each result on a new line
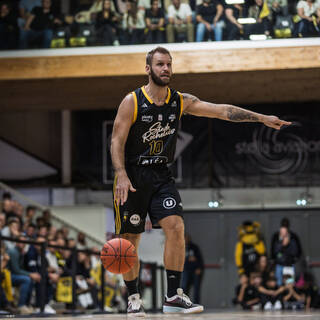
top-left (182, 93), bottom-right (200, 104)
top-left (227, 106), bottom-right (259, 122)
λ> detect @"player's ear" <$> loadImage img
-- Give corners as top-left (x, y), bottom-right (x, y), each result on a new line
top-left (145, 64), bottom-right (150, 74)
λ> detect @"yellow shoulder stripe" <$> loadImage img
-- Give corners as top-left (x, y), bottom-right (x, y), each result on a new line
top-left (132, 91), bottom-right (138, 124)
top-left (177, 91), bottom-right (184, 119)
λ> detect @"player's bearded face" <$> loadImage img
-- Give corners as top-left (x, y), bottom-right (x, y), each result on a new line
top-left (150, 65), bottom-right (171, 87)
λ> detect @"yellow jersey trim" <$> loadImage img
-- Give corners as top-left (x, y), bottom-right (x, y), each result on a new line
top-left (113, 175), bottom-right (121, 234)
top-left (132, 92), bottom-right (138, 124)
top-left (141, 86), bottom-right (171, 105)
top-left (178, 91), bottom-right (184, 119)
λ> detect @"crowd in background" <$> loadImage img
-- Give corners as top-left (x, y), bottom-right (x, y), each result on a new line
top-left (0, 192), bottom-right (126, 315)
top-left (0, 0), bottom-right (320, 50)
top-left (233, 218), bottom-right (320, 311)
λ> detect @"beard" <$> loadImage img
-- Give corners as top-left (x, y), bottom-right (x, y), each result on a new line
top-left (150, 67), bottom-right (171, 87)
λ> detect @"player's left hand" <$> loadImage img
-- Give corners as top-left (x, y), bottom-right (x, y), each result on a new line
top-left (262, 115), bottom-right (292, 130)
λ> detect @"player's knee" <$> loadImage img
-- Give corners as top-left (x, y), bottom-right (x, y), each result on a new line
top-left (122, 233), bottom-right (141, 248)
top-left (165, 217), bottom-right (185, 240)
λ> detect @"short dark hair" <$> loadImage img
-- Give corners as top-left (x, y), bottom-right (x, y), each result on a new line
top-left (281, 217), bottom-right (290, 228)
top-left (146, 47), bottom-right (172, 66)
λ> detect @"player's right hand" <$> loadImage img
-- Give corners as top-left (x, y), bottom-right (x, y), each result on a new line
top-left (115, 171), bottom-right (136, 206)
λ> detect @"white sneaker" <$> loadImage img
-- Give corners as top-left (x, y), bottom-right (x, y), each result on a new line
top-left (274, 300), bottom-right (282, 310)
top-left (264, 301), bottom-right (273, 311)
top-left (127, 294), bottom-right (146, 317)
top-left (163, 288), bottom-right (204, 314)
top-left (44, 304), bottom-right (56, 314)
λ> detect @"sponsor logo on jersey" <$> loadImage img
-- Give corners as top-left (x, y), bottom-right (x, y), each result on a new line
top-left (130, 214), bottom-right (141, 226)
top-left (142, 115), bottom-right (153, 123)
top-left (169, 114), bottom-right (176, 122)
top-left (138, 156), bottom-right (168, 165)
top-left (163, 197), bottom-right (176, 209)
top-left (142, 122), bottom-right (175, 143)
top-left (141, 103), bottom-right (148, 108)
top-left (171, 101), bottom-right (177, 107)
top-left (158, 114), bottom-right (163, 121)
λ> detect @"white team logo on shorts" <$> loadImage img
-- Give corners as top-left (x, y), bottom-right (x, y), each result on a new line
top-left (130, 214), bottom-right (141, 226)
top-left (163, 197), bottom-right (176, 209)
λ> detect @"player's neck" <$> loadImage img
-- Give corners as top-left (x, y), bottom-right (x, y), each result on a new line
top-left (144, 82), bottom-right (168, 105)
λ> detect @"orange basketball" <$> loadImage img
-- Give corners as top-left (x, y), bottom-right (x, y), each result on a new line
top-left (100, 238), bottom-right (137, 274)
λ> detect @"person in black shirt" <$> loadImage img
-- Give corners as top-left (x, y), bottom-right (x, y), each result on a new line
top-left (111, 46), bottom-right (291, 316)
top-left (145, 0), bottom-right (165, 43)
top-left (181, 234), bottom-right (204, 304)
top-left (0, 1), bottom-right (19, 49)
top-left (225, 4), bottom-right (244, 40)
top-left (241, 272), bottom-right (261, 310)
top-left (95, 0), bottom-right (119, 45)
top-left (195, 0), bottom-right (224, 41)
top-left (19, 0), bottom-right (62, 49)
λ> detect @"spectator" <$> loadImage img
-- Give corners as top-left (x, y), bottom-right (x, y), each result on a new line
top-left (24, 205), bottom-right (37, 228)
top-left (272, 226), bottom-right (300, 286)
top-left (2, 197), bottom-right (14, 218)
top-left (282, 273), bottom-right (305, 309)
top-left (181, 234), bottom-right (204, 304)
top-left (11, 201), bottom-right (24, 228)
top-left (243, 0), bottom-right (272, 39)
top-left (1, 218), bottom-right (21, 251)
top-left (196, 0), bottom-right (224, 41)
top-left (233, 273), bottom-right (249, 307)
top-left (25, 223), bottom-right (37, 239)
top-left (7, 236), bottom-right (41, 314)
top-left (268, 0), bottom-right (288, 23)
top-left (76, 232), bottom-right (87, 249)
top-left (38, 225), bottom-right (49, 237)
top-left (24, 236), bottom-right (56, 313)
top-left (258, 276), bottom-right (283, 310)
top-left (296, 0), bottom-right (317, 36)
top-left (145, 0), bottom-right (165, 43)
top-left (312, 7), bottom-right (320, 35)
top-left (254, 255), bottom-right (272, 285)
top-left (225, 3), bottom-right (244, 40)
top-left (166, 0), bottom-right (194, 42)
top-left (19, 0), bottom-right (63, 49)
top-left (138, 0), bottom-right (162, 10)
top-left (240, 272), bottom-right (262, 310)
top-left (271, 218), bottom-right (302, 265)
top-left (95, 0), bottom-right (120, 46)
top-left (61, 226), bottom-right (70, 239)
top-left (122, 0), bottom-right (146, 44)
top-left (18, 0), bottom-right (42, 29)
top-left (0, 212), bottom-right (6, 231)
top-left (42, 209), bottom-right (52, 227)
top-left (0, 1), bottom-right (19, 49)
top-left (48, 225), bottom-right (57, 239)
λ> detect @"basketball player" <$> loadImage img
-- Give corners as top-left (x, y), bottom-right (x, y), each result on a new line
top-left (111, 46), bottom-right (291, 316)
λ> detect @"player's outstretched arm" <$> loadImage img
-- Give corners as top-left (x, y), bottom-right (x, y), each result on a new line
top-left (182, 93), bottom-right (291, 130)
top-left (111, 94), bottom-right (136, 205)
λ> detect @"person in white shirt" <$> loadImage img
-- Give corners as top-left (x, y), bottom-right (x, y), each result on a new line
top-left (166, 0), bottom-right (194, 42)
top-left (296, 0), bottom-right (317, 35)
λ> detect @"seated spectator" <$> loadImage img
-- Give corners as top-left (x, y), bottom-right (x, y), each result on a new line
top-left (233, 273), bottom-right (249, 307)
top-left (254, 255), bottom-right (272, 285)
top-left (25, 223), bottom-right (37, 239)
top-left (24, 205), bottom-right (37, 229)
top-left (95, 0), bottom-right (120, 45)
top-left (145, 0), bottom-right (165, 43)
top-left (258, 276), bottom-right (283, 310)
top-left (19, 0), bottom-right (43, 29)
top-left (0, 1), bottom-right (19, 49)
top-left (2, 197), bottom-right (14, 219)
top-left (225, 3), bottom-right (244, 40)
top-left (282, 273), bottom-right (306, 309)
top-left (296, 0), bottom-right (318, 36)
top-left (240, 272), bottom-right (262, 310)
top-left (7, 236), bottom-right (41, 314)
top-left (19, 0), bottom-right (63, 49)
top-left (1, 218), bottom-right (21, 251)
top-left (24, 236), bottom-right (56, 313)
top-left (166, 0), bottom-right (194, 42)
top-left (42, 209), bottom-right (52, 227)
top-left (243, 0), bottom-right (272, 39)
top-left (0, 212), bottom-right (6, 231)
top-left (268, 0), bottom-right (289, 22)
top-left (196, 0), bottom-right (224, 41)
top-left (311, 7), bottom-right (320, 35)
top-left (77, 231), bottom-right (88, 249)
top-left (122, 0), bottom-right (146, 44)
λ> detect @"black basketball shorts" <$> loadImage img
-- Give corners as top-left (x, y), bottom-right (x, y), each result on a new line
top-left (113, 165), bottom-right (183, 234)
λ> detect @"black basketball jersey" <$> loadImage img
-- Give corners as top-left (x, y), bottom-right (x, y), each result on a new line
top-left (125, 86), bottom-right (183, 166)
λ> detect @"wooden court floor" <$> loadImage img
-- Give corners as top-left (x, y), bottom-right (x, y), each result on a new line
top-left (10, 311), bottom-right (320, 320)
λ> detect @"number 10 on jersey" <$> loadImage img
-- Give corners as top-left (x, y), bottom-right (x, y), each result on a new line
top-left (149, 140), bottom-right (163, 155)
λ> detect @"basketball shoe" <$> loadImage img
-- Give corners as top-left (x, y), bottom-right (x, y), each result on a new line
top-left (163, 288), bottom-right (204, 314)
top-left (127, 293), bottom-right (146, 317)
